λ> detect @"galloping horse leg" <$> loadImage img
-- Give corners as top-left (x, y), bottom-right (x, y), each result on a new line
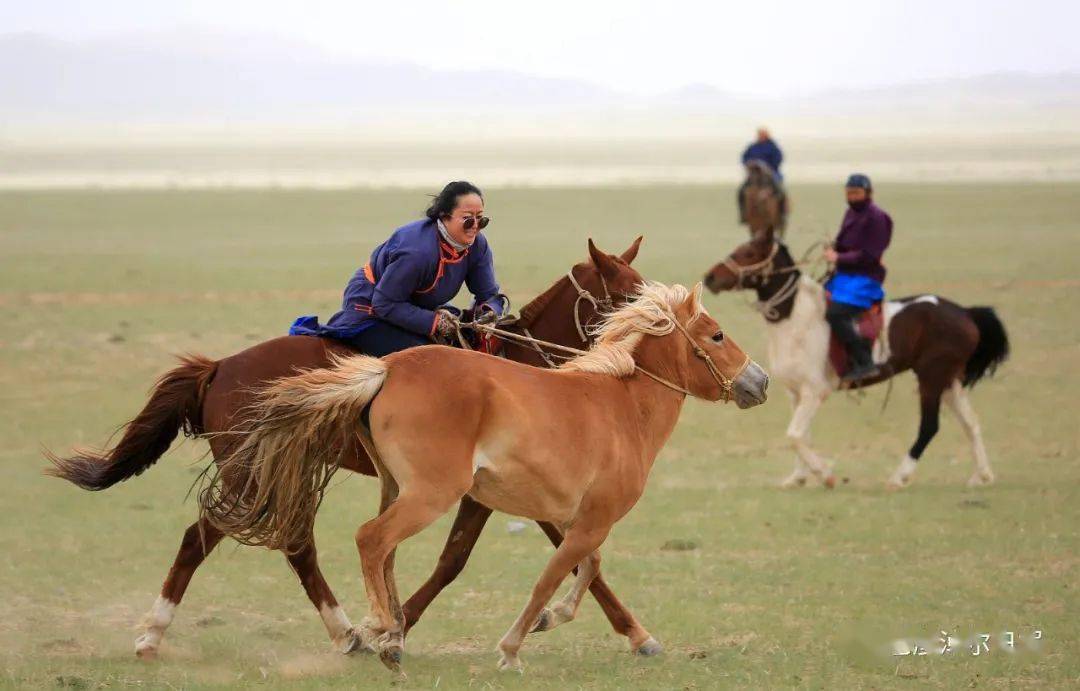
top-left (377, 472), bottom-right (403, 651)
top-left (356, 478), bottom-right (462, 671)
top-left (533, 522), bottom-right (661, 655)
top-left (401, 498), bottom-right (660, 654)
top-left (285, 535), bottom-right (364, 654)
top-left (401, 495), bottom-right (493, 633)
top-left (497, 522), bottom-right (610, 672)
top-left (780, 386), bottom-right (812, 488)
top-left (888, 373), bottom-right (946, 489)
top-left (785, 385), bottom-right (836, 487)
top-left (531, 548), bottom-right (601, 631)
top-left (135, 518), bottom-right (224, 658)
top-left (943, 379), bottom-right (995, 487)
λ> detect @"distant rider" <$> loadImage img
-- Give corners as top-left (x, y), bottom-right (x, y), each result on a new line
top-left (738, 127), bottom-right (786, 225)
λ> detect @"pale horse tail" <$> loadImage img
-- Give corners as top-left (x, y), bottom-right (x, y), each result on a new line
top-left (198, 354), bottom-right (388, 553)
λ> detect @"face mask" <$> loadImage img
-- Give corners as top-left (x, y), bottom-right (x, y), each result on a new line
top-left (848, 199), bottom-right (870, 212)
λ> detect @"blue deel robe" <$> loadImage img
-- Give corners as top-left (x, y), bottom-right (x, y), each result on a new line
top-left (290, 218), bottom-right (502, 340)
top-left (741, 139), bottom-right (784, 180)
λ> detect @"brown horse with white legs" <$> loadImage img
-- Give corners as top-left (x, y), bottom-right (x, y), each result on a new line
top-left (46, 237), bottom-right (666, 658)
top-left (199, 282), bottom-right (769, 673)
top-left (703, 231), bottom-right (1010, 489)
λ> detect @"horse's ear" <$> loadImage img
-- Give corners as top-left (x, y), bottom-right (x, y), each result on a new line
top-left (588, 238), bottom-right (620, 279)
top-left (681, 282), bottom-right (704, 314)
top-left (620, 235), bottom-right (643, 265)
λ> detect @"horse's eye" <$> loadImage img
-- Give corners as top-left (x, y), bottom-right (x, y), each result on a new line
top-left (712, 331), bottom-right (724, 343)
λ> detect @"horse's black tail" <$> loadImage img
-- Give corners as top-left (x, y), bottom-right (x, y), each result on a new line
top-left (44, 354), bottom-right (218, 490)
top-left (963, 307), bottom-right (1010, 388)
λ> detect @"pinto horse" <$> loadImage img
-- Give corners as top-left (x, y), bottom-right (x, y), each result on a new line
top-left (703, 233), bottom-right (1009, 489)
top-left (199, 282), bottom-right (769, 672)
top-left (46, 237), bottom-right (665, 658)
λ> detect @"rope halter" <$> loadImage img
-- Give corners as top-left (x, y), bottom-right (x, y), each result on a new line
top-left (566, 268), bottom-right (613, 342)
top-left (722, 241), bottom-right (780, 288)
top-left (646, 313), bottom-right (750, 402)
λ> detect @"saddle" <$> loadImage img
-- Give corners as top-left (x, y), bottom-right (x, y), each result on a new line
top-left (827, 301), bottom-right (884, 377)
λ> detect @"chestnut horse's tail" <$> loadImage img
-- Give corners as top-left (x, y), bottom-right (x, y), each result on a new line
top-left (198, 354), bottom-right (388, 552)
top-left (44, 355), bottom-right (218, 491)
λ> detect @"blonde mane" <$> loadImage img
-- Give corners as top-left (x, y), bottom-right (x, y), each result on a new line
top-left (561, 281), bottom-right (703, 377)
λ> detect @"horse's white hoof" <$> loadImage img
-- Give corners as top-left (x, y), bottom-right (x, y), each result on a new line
top-left (134, 635), bottom-right (159, 659)
top-left (334, 627), bottom-right (367, 655)
top-left (887, 457), bottom-right (917, 490)
top-left (497, 652), bottom-right (524, 672)
top-left (967, 471), bottom-right (994, 487)
top-left (377, 632), bottom-right (404, 672)
top-left (634, 637), bottom-right (663, 656)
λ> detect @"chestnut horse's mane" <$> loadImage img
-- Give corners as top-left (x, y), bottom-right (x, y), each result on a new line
top-left (561, 282), bottom-right (700, 378)
top-left (516, 274), bottom-right (572, 328)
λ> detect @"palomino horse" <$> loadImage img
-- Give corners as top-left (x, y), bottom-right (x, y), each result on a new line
top-left (703, 233), bottom-right (1009, 489)
top-left (199, 282), bottom-right (769, 672)
top-left (46, 238), bottom-right (666, 658)
top-left (740, 160), bottom-right (787, 239)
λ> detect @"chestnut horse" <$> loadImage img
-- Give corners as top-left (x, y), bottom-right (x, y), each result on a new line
top-left (199, 282), bottom-right (769, 672)
top-left (703, 232), bottom-right (1009, 489)
top-left (46, 237), bottom-right (665, 658)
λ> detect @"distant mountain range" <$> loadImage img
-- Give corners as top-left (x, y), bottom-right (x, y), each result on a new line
top-left (1, 31), bottom-right (1077, 126)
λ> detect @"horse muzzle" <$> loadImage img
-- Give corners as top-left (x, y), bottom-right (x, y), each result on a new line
top-left (732, 361), bottom-right (769, 409)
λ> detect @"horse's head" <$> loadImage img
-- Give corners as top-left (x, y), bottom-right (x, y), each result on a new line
top-left (676, 284), bottom-right (768, 407)
top-left (515, 236), bottom-right (645, 354)
top-left (703, 234), bottom-right (780, 293)
top-left (745, 160), bottom-right (771, 185)
top-left (563, 236), bottom-right (644, 336)
top-left (581, 235), bottom-right (644, 304)
top-left (564, 281), bottom-right (768, 407)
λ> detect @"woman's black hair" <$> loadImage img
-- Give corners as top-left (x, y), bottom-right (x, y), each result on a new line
top-left (425, 181), bottom-right (483, 220)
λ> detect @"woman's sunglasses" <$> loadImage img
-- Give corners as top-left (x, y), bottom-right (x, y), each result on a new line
top-left (460, 215), bottom-right (490, 230)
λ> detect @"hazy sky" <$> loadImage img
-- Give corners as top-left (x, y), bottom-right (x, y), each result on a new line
top-left (3, 0), bottom-right (1078, 97)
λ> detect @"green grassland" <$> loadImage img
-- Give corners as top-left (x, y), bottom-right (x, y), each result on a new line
top-left (0, 183), bottom-right (1077, 688)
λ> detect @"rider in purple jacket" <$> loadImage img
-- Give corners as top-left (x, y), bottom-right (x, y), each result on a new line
top-left (824, 173), bottom-right (893, 384)
top-left (290, 181), bottom-right (504, 356)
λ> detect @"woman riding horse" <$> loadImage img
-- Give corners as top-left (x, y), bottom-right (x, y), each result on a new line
top-left (290, 180), bottom-right (503, 356)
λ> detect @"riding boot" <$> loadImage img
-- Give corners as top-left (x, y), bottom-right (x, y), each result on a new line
top-left (842, 338), bottom-right (879, 385)
top-left (737, 184), bottom-right (748, 223)
top-left (826, 302), bottom-right (879, 385)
